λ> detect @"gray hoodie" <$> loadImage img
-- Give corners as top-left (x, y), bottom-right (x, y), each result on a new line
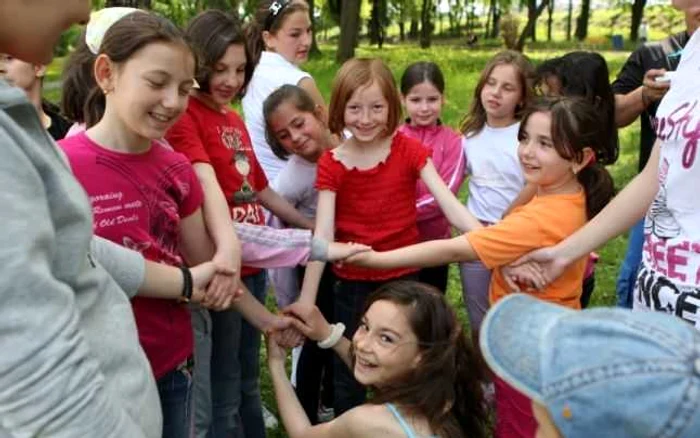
top-left (0, 80), bottom-right (161, 437)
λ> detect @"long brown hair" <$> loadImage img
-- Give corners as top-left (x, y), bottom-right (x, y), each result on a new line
top-left (356, 281), bottom-right (487, 438)
top-left (245, 0), bottom-right (309, 68)
top-left (61, 31), bottom-right (100, 124)
top-left (460, 50), bottom-right (534, 137)
top-left (519, 97), bottom-right (615, 219)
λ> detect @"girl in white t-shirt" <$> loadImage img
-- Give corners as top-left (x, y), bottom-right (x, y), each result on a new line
top-left (243, 0), bottom-right (327, 182)
top-left (459, 50), bottom-right (534, 343)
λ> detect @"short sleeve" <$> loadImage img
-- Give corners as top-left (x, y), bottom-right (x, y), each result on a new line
top-left (399, 134), bottom-right (430, 177)
top-left (611, 49), bottom-right (646, 95)
top-left (177, 156), bottom-right (205, 218)
top-left (166, 112), bottom-right (211, 164)
top-left (466, 208), bottom-right (544, 269)
top-left (315, 150), bottom-right (342, 192)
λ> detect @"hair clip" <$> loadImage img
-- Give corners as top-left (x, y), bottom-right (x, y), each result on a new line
top-left (264, 0), bottom-right (291, 31)
top-left (85, 7), bottom-right (141, 55)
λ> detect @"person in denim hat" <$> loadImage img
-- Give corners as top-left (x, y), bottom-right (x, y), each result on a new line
top-left (480, 294), bottom-right (700, 438)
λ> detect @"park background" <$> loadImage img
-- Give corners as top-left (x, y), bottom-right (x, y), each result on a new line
top-left (45, 1), bottom-right (686, 436)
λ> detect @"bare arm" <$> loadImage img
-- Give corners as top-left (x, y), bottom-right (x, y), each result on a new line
top-left (615, 69), bottom-right (669, 128)
top-left (348, 235), bottom-right (479, 270)
top-left (297, 190), bottom-right (336, 305)
top-left (258, 186), bottom-right (315, 230)
top-left (419, 159), bottom-right (482, 232)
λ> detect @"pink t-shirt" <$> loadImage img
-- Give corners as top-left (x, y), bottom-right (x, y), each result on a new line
top-left (59, 132), bottom-right (204, 379)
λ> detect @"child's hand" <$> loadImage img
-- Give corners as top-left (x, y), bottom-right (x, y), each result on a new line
top-left (326, 241), bottom-right (371, 262)
top-left (341, 249), bottom-right (376, 267)
top-left (274, 325), bottom-right (305, 349)
top-left (203, 252), bottom-right (243, 309)
top-left (191, 261), bottom-right (236, 308)
top-left (512, 246), bottom-right (571, 287)
top-left (501, 262), bottom-right (547, 293)
top-left (282, 302), bottom-right (332, 342)
top-left (265, 331), bottom-right (288, 367)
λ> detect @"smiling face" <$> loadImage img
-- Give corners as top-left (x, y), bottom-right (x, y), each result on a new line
top-left (344, 81), bottom-right (390, 144)
top-left (268, 101), bottom-right (326, 161)
top-left (264, 9), bottom-right (312, 65)
top-left (402, 80), bottom-right (444, 127)
top-left (480, 63), bottom-right (523, 127)
top-left (0, 0), bottom-right (90, 64)
top-left (517, 111), bottom-right (577, 192)
top-left (100, 41), bottom-right (195, 141)
top-left (207, 43), bottom-right (247, 107)
top-left (352, 300), bottom-right (422, 388)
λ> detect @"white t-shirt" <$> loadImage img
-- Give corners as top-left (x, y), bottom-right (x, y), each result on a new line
top-left (634, 29), bottom-right (700, 329)
top-left (271, 154), bottom-right (318, 219)
top-left (242, 51), bottom-right (311, 182)
top-left (463, 122), bottom-right (525, 223)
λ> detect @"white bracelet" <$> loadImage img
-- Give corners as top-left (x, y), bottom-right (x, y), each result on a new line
top-left (318, 323), bottom-right (345, 349)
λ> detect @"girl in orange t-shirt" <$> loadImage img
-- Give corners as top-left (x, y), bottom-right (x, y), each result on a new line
top-left (346, 96), bottom-right (616, 438)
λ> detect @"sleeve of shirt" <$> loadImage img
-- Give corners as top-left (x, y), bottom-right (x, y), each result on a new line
top-left (90, 236), bottom-right (145, 298)
top-left (402, 135), bottom-right (430, 177)
top-left (165, 112), bottom-right (211, 164)
top-left (315, 150), bottom-right (341, 192)
top-left (611, 49), bottom-right (646, 95)
top-left (177, 156), bottom-right (205, 218)
top-left (465, 207), bottom-right (544, 269)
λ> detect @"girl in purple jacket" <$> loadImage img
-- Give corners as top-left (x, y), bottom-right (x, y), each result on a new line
top-left (398, 62), bottom-right (465, 292)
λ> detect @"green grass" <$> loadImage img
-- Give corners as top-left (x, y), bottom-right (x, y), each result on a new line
top-left (45, 42), bottom-right (640, 438)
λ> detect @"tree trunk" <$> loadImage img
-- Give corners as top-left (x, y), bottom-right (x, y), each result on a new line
top-left (399, 22), bottom-right (406, 41)
top-left (490, 6), bottom-right (501, 39)
top-left (547, 0), bottom-right (554, 41)
top-left (484, 0), bottom-right (493, 38)
top-left (574, 0), bottom-right (590, 41)
top-left (527, 0), bottom-right (537, 42)
top-left (566, 0), bottom-right (573, 41)
top-left (308, 0), bottom-right (321, 56)
top-left (516, 0), bottom-right (549, 51)
top-left (630, 0), bottom-right (646, 41)
top-left (336, 0), bottom-right (361, 63)
top-left (419, 0), bottom-right (433, 48)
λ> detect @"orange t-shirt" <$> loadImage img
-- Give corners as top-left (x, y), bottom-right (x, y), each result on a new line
top-left (466, 191), bottom-right (587, 309)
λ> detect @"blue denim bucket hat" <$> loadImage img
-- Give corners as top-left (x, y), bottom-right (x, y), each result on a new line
top-left (480, 294), bottom-right (700, 438)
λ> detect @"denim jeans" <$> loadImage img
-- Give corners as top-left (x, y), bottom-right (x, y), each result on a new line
top-left (158, 364), bottom-right (193, 438)
top-left (616, 219), bottom-right (645, 308)
top-left (191, 271), bottom-right (267, 438)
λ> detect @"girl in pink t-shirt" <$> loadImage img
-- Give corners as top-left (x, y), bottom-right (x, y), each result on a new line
top-left (58, 12), bottom-right (216, 438)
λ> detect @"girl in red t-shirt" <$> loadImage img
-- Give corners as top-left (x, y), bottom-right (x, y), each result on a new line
top-left (299, 58), bottom-right (480, 415)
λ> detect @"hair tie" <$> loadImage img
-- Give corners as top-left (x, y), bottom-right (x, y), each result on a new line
top-left (85, 7), bottom-right (141, 55)
top-left (587, 154), bottom-right (597, 167)
top-left (264, 0), bottom-right (291, 31)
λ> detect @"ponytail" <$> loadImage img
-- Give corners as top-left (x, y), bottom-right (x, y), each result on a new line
top-left (61, 33), bottom-right (98, 124)
top-left (245, 20), bottom-right (266, 69)
top-left (577, 163), bottom-right (615, 219)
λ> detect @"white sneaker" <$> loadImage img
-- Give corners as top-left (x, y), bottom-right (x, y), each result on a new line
top-left (263, 405), bottom-right (279, 430)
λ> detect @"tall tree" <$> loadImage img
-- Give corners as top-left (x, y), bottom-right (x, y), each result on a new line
top-left (515, 0), bottom-right (549, 51)
top-left (419, 0), bottom-right (434, 48)
top-left (574, 0), bottom-right (590, 41)
top-left (526, 0), bottom-right (538, 41)
top-left (308, 0), bottom-right (321, 56)
top-left (336, 0), bottom-right (361, 62)
top-left (369, 0), bottom-right (389, 47)
top-left (546, 0), bottom-right (554, 41)
top-left (566, 0), bottom-right (573, 40)
top-left (630, 0), bottom-right (647, 41)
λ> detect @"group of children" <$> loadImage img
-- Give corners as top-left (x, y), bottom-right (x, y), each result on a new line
top-left (2, 0), bottom-right (700, 437)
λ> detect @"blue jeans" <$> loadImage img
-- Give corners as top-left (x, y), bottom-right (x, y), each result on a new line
top-left (616, 219), bottom-right (645, 308)
top-left (158, 364), bottom-right (193, 438)
top-left (191, 271), bottom-right (267, 438)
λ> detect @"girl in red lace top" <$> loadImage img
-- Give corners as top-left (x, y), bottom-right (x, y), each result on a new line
top-left (297, 58), bottom-right (481, 415)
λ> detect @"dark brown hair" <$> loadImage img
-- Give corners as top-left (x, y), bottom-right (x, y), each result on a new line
top-left (263, 84), bottom-right (318, 160)
top-left (245, 0), bottom-right (310, 68)
top-left (400, 61), bottom-right (445, 95)
top-left (460, 50), bottom-right (534, 136)
top-left (519, 97), bottom-right (615, 219)
top-left (356, 281), bottom-right (487, 438)
top-left (328, 58), bottom-right (401, 136)
top-left (61, 30), bottom-right (100, 124)
top-left (186, 9), bottom-right (253, 96)
top-left (81, 12), bottom-right (193, 128)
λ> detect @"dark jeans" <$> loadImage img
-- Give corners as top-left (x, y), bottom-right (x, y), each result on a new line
top-left (295, 266), bottom-right (335, 423)
top-left (158, 364), bottom-right (193, 438)
top-left (418, 264), bottom-right (449, 293)
top-left (332, 273), bottom-right (418, 416)
top-left (616, 219), bottom-right (644, 308)
top-left (580, 272), bottom-right (596, 309)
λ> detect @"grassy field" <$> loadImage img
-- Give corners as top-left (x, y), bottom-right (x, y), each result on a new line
top-left (45, 44), bottom-right (640, 437)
